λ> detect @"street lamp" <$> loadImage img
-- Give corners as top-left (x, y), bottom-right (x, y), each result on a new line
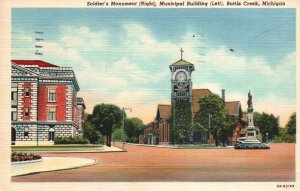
top-left (266, 132), bottom-right (269, 143)
top-left (122, 107), bottom-right (132, 149)
top-left (112, 116), bottom-right (115, 146)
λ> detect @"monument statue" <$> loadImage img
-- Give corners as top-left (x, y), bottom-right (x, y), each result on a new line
top-left (247, 91), bottom-right (252, 108)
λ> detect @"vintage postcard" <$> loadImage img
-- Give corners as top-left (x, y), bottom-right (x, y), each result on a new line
top-left (0, 0), bottom-right (299, 191)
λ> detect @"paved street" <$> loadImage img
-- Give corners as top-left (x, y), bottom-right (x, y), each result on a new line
top-left (12, 143), bottom-right (295, 182)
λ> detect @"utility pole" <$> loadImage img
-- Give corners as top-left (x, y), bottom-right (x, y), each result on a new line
top-left (122, 107), bottom-right (132, 149)
top-left (208, 113), bottom-right (212, 146)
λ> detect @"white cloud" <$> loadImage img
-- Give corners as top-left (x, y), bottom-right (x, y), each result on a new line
top-left (122, 23), bottom-right (178, 59)
top-left (60, 26), bottom-right (107, 50)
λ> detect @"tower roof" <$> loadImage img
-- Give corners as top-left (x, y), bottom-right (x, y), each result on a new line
top-left (170, 59), bottom-right (194, 66)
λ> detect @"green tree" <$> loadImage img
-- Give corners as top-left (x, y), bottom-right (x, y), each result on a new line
top-left (218, 118), bottom-right (236, 146)
top-left (112, 127), bottom-right (122, 142)
top-left (83, 121), bottom-right (101, 144)
top-left (273, 127), bottom-right (296, 143)
top-left (125, 117), bottom-right (145, 143)
top-left (286, 112), bottom-right (296, 135)
top-left (253, 112), bottom-right (279, 142)
top-left (88, 104), bottom-right (123, 147)
top-left (194, 93), bottom-right (227, 146)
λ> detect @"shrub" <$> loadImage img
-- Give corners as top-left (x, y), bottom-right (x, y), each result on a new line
top-left (54, 136), bottom-right (90, 144)
top-left (11, 152), bottom-right (42, 162)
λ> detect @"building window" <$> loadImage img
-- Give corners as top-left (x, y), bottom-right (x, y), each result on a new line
top-left (24, 107), bottom-right (29, 117)
top-left (48, 88), bottom-right (56, 102)
top-left (11, 91), bottom-right (17, 101)
top-left (11, 111), bottom-right (17, 121)
top-left (24, 127), bottom-right (29, 137)
top-left (48, 107), bottom-right (56, 121)
top-left (48, 128), bottom-right (55, 141)
top-left (25, 87), bottom-right (30, 97)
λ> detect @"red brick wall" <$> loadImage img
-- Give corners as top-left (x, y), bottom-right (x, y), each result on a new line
top-left (23, 82), bottom-right (31, 121)
top-left (38, 85), bottom-right (66, 121)
top-left (57, 85), bottom-right (67, 121)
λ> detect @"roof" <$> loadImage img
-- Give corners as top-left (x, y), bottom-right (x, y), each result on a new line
top-left (11, 64), bottom-right (39, 77)
top-left (192, 89), bottom-right (211, 114)
top-left (11, 60), bottom-right (80, 92)
top-left (170, 59), bottom-right (194, 66)
top-left (12, 60), bottom-right (58, 67)
top-left (225, 101), bottom-right (240, 117)
top-left (156, 104), bottom-right (171, 120)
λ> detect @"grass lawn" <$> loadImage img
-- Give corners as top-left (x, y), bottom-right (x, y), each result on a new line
top-left (12, 144), bottom-right (104, 153)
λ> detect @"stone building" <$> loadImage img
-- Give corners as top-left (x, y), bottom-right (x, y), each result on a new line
top-left (141, 89), bottom-right (246, 145)
top-left (11, 60), bottom-right (85, 146)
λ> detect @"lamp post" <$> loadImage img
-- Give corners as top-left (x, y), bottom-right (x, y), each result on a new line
top-left (208, 113), bottom-right (212, 146)
top-left (266, 132), bottom-right (269, 143)
top-left (112, 116), bottom-right (115, 146)
top-left (122, 107), bottom-right (132, 149)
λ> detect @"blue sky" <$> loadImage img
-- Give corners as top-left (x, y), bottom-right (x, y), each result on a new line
top-left (12, 8), bottom-right (296, 126)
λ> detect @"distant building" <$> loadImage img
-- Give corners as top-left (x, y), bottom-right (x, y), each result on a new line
top-left (77, 97), bottom-right (86, 136)
top-left (144, 104), bottom-right (171, 145)
top-left (11, 60), bottom-right (85, 146)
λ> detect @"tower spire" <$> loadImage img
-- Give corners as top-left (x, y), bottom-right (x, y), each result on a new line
top-left (180, 48), bottom-right (184, 60)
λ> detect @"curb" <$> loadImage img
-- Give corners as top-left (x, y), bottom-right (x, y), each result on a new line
top-left (12, 159), bottom-right (43, 165)
top-left (25, 150), bottom-right (125, 154)
top-left (124, 142), bottom-right (174, 148)
top-left (124, 143), bottom-right (231, 149)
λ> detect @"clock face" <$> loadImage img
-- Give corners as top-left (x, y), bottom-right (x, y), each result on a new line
top-left (175, 71), bottom-right (187, 81)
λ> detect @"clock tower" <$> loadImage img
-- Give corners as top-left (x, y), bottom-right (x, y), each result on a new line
top-left (169, 48), bottom-right (195, 144)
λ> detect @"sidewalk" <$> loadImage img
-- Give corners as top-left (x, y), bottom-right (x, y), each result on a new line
top-left (12, 157), bottom-right (96, 176)
top-left (102, 145), bottom-right (124, 152)
top-left (11, 145), bottom-right (124, 177)
top-left (125, 142), bottom-right (174, 148)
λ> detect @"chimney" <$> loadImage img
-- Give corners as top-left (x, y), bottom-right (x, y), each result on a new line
top-left (221, 89), bottom-right (225, 102)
